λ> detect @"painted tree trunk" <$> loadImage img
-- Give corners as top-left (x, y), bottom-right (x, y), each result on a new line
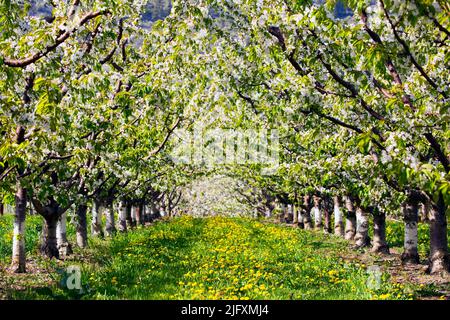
top-left (135, 204), bottom-right (143, 226)
top-left (286, 204), bottom-right (293, 223)
top-left (312, 196), bottom-right (322, 230)
top-left (303, 195), bottom-right (313, 230)
top-left (292, 204), bottom-right (298, 225)
top-left (371, 210), bottom-right (389, 254)
top-left (333, 196), bottom-right (344, 237)
top-left (265, 208), bottom-right (271, 218)
top-left (355, 207), bottom-right (371, 248)
top-left (401, 202), bottom-right (420, 264)
top-left (126, 204), bottom-right (134, 228)
top-left (323, 204), bottom-right (331, 234)
top-left (278, 203), bottom-right (285, 223)
top-left (41, 215), bottom-right (59, 259)
top-left (56, 211), bottom-right (73, 257)
top-left (91, 200), bottom-right (103, 237)
top-left (131, 206), bottom-right (137, 225)
top-left (104, 204), bottom-right (116, 236)
top-left (76, 204), bottom-right (88, 248)
top-left (118, 201), bottom-right (127, 233)
top-left (160, 204), bottom-right (167, 217)
top-left (297, 202), bottom-right (304, 229)
top-left (344, 196), bottom-right (356, 240)
top-left (144, 204), bottom-right (152, 223)
top-left (428, 195), bottom-right (449, 275)
top-left (11, 184), bottom-right (26, 273)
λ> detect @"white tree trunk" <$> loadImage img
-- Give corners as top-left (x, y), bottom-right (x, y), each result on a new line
top-left (131, 206), bottom-right (137, 225)
top-left (57, 211), bottom-right (72, 257)
top-left (402, 202), bottom-right (420, 264)
top-left (355, 207), bottom-right (371, 247)
top-left (333, 196), bottom-right (344, 237)
top-left (104, 204), bottom-right (116, 236)
top-left (144, 204), bottom-right (152, 223)
top-left (313, 207), bottom-right (322, 230)
top-left (293, 204), bottom-right (298, 225)
top-left (11, 184), bottom-right (26, 273)
top-left (91, 201), bottom-right (103, 237)
top-left (344, 196), bottom-right (356, 240)
top-left (118, 201), bottom-right (127, 233)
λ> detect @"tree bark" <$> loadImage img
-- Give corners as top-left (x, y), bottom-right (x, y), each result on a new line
top-left (333, 196), bottom-right (344, 236)
top-left (91, 200), bottom-right (103, 237)
top-left (428, 195), bottom-right (449, 275)
top-left (104, 203), bottom-right (116, 236)
top-left (135, 203), bottom-right (143, 226)
top-left (131, 206), bottom-right (137, 226)
top-left (126, 203), bottom-right (133, 228)
top-left (11, 184), bottom-right (26, 273)
top-left (312, 196), bottom-right (322, 230)
top-left (297, 201), bottom-right (305, 229)
top-left (355, 207), bottom-right (371, 248)
top-left (371, 209), bottom-right (389, 254)
top-left (144, 204), bottom-right (152, 223)
top-left (401, 201), bottom-right (420, 264)
top-left (419, 202), bottom-right (430, 223)
top-left (76, 204), bottom-right (88, 248)
top-left (344, 196), bottom-right (356, 240)
top-left (0, 202), bottom-right (4, 216)
top-left (41, 215), bottom-right (59, 259)
top-left (118, 201), bottom-right (127, 233)
top-left (323, 197), bottom-right (332, 234)
top-left (302, 195), bottom-right (313, 230)
top-left (56, 211), bottom-right (73, 257)
top-left (292, 203), bottom-right (299, 225)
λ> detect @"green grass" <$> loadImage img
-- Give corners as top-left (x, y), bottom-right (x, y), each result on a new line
top-left (0, 215), bottom-right (43, 263)
top-left (1, 215), bottom-right (418, 300)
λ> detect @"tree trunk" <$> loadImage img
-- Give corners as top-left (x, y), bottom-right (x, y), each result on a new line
top-left (11, 184), bottom-right (26, 273)
top-left (118, 201), bottom-right (127, 233)
top-left (126, 203), bottom-right (133, 228)
top-left (91, 200), bottom-right (103, 237)
top-left (293, 203), bottom-right (299, 225)
top-left (104, 204), bottom-right (116, 236)
top-left (371, 210), bottom-right (389, 254)
top-left (401, 201), bottom-right (420, 264)
top-left (56, 211), bottom-right (73, 257)
top-left (419, 202), bottom-right (430, 223)
top-left (160, 204), bottom-right (167, 217)
top-left (76, 204), bottom-right (88, 248)
top-left (0, 202), bottom-right (4, 216)
top-left (297, 201), bottom-right (305, 229)
top-left (302, 195), bottom-right (313, 230)
top-left (144, 204), bottom-right (152, 223)
top-left (265, 207), bottom-right (271, 218)
top-left (313, 196), bottom-right (322, 230)
top-left (278, 203), bottom-right (285, 223)
top-left (323, 197), bottom-right (332, 233)
top-left (41, 215), bottom-right (59, 259)
top-left (131, 206), bottom-right (137, 225)
top-left (135, 203), bottom-right (143, 226)
top-left (428, 195), bottom-right (449, 275)
top-left (333, 196), bottom-right (344, 236)
top-left (355, 207), bottom-right (371, 248)
top-left (344, 196), bottom-right (356, 240)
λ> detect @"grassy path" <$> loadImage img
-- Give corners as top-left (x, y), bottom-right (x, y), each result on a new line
top-left (1, 216), bottom-right (425, 299)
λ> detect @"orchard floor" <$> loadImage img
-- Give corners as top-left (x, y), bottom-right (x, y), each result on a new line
top-left (0, 216), bottom-right (448, 300)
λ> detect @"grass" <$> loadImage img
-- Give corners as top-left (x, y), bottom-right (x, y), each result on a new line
top-left (0, 215), bottom-right (420, 300)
